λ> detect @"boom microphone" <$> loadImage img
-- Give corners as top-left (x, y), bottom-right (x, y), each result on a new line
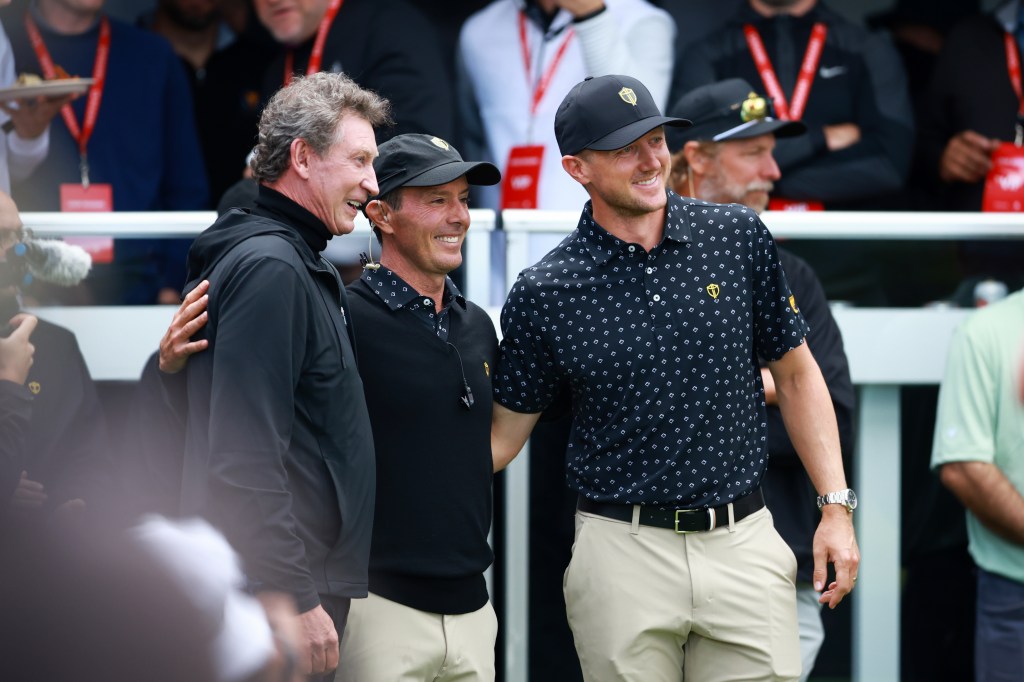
top-left (12, 238), bottom-right (92, 286)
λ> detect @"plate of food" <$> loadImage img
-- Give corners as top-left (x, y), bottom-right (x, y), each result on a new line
top-left (0, 74), bottom-right (94, 102)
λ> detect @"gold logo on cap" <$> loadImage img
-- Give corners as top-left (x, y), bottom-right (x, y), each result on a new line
top-left (618, 87), bottom-right (638, 106)
top-left (430, 137), bottom-right (450, 150)
top-left (707, 283), bottom-right (720, 300)
top-left (789, 295), bottom-right (799, 313)
top-left (28, 381), bottom-right (40, 395)
top-left (740, 92), bottom-right (768, 122)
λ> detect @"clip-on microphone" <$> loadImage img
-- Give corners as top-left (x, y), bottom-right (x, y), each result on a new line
top-left (359, 230), bottom-right (381, 271)
top-left (447, 342), bottom-right (474, 411)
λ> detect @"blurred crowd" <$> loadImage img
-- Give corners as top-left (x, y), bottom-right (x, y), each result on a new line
top-left (0, 0), bottom-right (1019, 307)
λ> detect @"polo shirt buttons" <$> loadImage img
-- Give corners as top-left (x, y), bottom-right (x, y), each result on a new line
top-left (423, 298), bottom-right (432, 307)
top-left (628, 245), bottom-right (636, 253)
top-left (646, 267), bottom-right (654, 274)
top-left (652, 294), bottom-right (661, 302)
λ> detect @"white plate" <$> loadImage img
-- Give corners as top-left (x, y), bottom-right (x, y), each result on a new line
top-left (0, 78), bottom-right (94, 102)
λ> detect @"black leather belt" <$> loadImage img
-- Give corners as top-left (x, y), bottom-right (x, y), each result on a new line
top-left (577, 488), bottom-right (765, 533)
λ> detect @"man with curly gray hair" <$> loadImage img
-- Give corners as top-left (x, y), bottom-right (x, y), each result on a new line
top-left (172, 71), bottom-right (391, 681)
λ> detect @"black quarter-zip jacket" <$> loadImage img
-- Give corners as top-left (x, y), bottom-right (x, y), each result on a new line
top-left (180, 185), bottom-right (375, 612)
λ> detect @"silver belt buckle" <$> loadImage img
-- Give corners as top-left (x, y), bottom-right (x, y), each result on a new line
top-left (674, 507), bottom-right (716, 534)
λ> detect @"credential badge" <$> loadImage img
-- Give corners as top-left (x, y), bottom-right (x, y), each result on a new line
top-left (618, 87), bottom-right (638, 106)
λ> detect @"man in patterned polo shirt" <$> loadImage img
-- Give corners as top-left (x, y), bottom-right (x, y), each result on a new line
top-left (490, 74), bottom-right (860, 682)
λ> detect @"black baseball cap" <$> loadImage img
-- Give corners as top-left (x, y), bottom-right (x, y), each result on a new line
top-left (667, 78), bottom-right (806, 151)
top-left (554, 74), bottom-right (691, 156)
top-left (373, 133), bottom-right (500, 197)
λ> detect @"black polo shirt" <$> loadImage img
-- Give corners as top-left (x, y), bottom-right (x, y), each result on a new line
top-left (359, 267), bottom-right (466, 342)
top-left (493, 191), bottom-right (808, 507)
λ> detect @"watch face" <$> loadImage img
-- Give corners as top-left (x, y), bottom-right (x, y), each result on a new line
top-left (845, 489), bottom-right (858, 511)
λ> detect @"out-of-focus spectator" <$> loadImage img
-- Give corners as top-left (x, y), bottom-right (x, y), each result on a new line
top-left (673, 0), bottom-right (914, 305)
top-left (932, 288), bottom-right (1024, 682)
top-left (919, 0), bottom-right (1024, 294)
top-left (0, 514), bottom-right (305, 682)
top-left (139, 0), bottom-right (277, 205)
top-left (674, 0), bottom-right (914, 208)
top-left (668, 77), bottom-right (856, 682)
top-left (0, 191), bottom-right (112, 526)
top-left (407, 0), bottom-right (490, 82)
top-left (653, 0), bottom-right (743, 57)
top-left (10, 0), bottom-right (208, 305)
top-left (457, 0), bottom-right (675, 212)
top-left (0, 0), bottom-right (67, 195)
top-left (254, 0), bottom-right (453, 143)
top-left (0, 309), bottom-right (35, 508)
top-left (866, 0), bottom-right (978, 211)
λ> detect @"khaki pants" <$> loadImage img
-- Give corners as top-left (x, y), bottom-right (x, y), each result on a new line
top-left (563, 505), bottom-right (801, 682)
top-left (336, 591), bottom-right (497, 682)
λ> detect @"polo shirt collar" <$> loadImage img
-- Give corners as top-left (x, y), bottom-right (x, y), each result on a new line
top-left (360, 266), bottom-right (466, 312)
top-left (576, 191), bottom-right (694, 266)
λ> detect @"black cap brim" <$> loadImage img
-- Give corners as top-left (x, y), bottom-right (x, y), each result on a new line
top-left (679, 117), bottom-right (805, 146)
top-left (584, 116), bottom-right (692, 153)
top-left (402, 160), bottom-right (501, 189)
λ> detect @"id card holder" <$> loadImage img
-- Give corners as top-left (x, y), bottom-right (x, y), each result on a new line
top-left (982, 142), bottom-right (1024, 212)
top-left (501, 144), bottom-right (545, 209)
top-left (768, 197), bottom-right (825, 211)
top-left (59, 183), bottom-right (115, 264)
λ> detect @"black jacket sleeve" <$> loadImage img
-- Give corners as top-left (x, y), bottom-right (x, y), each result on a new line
top-left (189, 255), bottom-right (319, 611)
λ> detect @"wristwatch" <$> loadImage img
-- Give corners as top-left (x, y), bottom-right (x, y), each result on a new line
top-left (816, 488), bottom-right (857, 512)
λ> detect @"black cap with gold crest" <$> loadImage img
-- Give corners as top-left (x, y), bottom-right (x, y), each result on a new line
top-left (666, 78), bottom-right (806, 151)
top-left (373, 133), bottom-right (500, 198)
top-left (554, 74), bottom-right (691, 156)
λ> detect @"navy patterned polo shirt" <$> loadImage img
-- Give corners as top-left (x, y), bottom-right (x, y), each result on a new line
top-left (493, 191), bottom-right (808, 507)
top-left (359, 267), bottom-right (466, 342)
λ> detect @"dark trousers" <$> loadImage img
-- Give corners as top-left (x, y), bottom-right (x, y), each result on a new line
top-left (976, 568), bottom-right (1024, 682)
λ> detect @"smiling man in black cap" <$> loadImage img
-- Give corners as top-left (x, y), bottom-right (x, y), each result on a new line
top-left (490, 74), bottom-right (860, 681)
top-left (335, 133), bottom-right (504, 681)
top-left (668, 78), bottom-right (857, 682)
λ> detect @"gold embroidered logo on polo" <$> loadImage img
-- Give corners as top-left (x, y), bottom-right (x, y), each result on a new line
top-left (28, 381), bottom-right (40, 395)
top-left (707, 283), bottom-right (721, 299)
top-left (618, 87), bottom-right (638, 106)
top-left (430, 137), bottom-right (449, 150)
top-left (789, 295), bottom-right (799, 313)
top-left (483, 361), bottom-right (490, 377)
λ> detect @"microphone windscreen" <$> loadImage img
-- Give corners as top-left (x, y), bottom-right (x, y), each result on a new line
top-left (20, 239), bottom-right (92, 287)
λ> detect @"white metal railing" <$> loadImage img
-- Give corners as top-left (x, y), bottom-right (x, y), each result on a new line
top-left (21, 209), bottom-right (497, 316)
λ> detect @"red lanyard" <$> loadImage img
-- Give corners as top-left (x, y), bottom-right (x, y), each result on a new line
top-left (25, 13), bottom-right (110, 157)
top-left (1004, 32), bottom-right (1024, 116)
top-left (743, 22), bottom-right (827, 121)
top-left (518, 12), bottom-right (574, 116)
top-left (283, 0), bottom-right (344, 86)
